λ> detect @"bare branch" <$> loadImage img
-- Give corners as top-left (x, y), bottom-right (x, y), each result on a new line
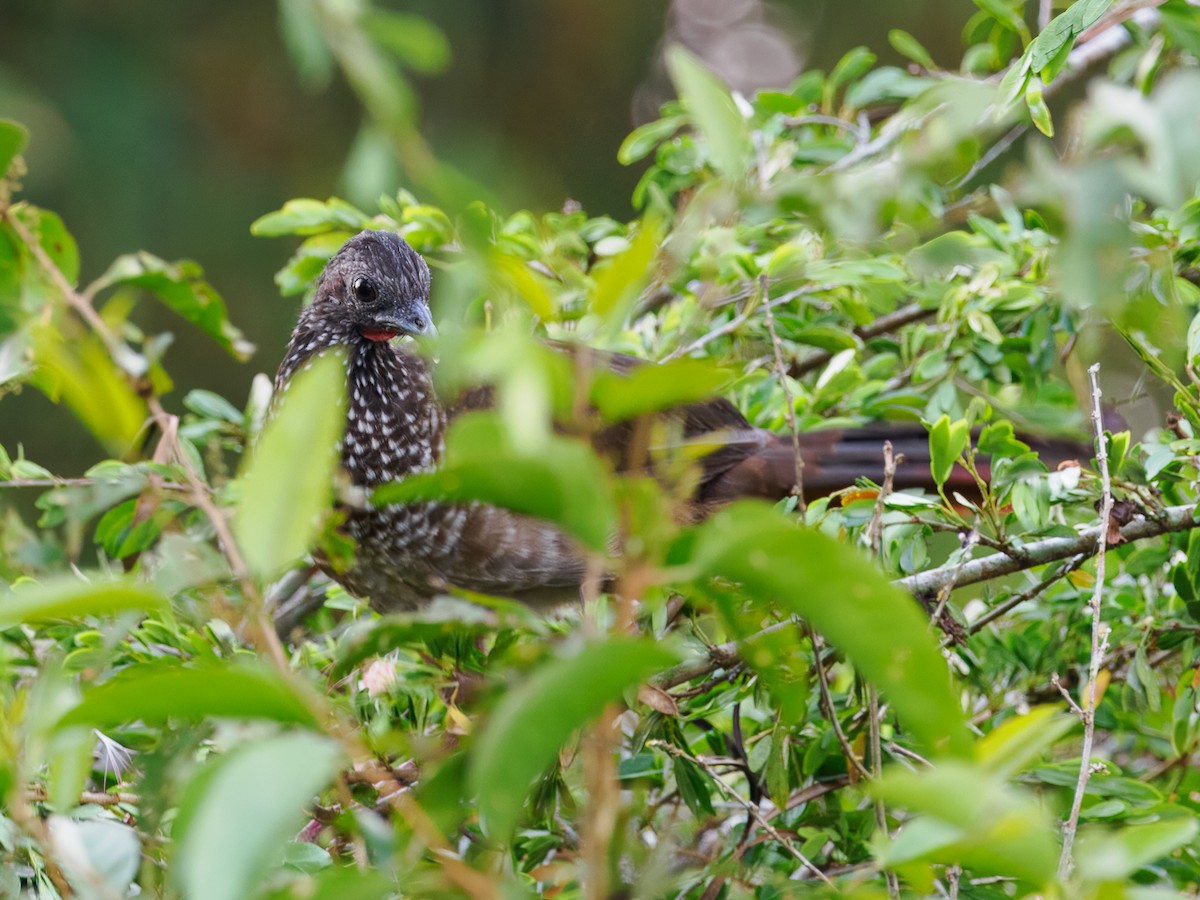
top-left (1057, 363), bottom-right (1114, 881)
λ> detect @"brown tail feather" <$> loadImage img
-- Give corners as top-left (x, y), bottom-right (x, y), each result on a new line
top-left (701, 422), bottom-right (1089, 502)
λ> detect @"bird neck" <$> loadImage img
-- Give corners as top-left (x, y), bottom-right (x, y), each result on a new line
top-left (276, 303), bottom-right (444, 487)
top-left (343, 340), bottom-right (444, 487)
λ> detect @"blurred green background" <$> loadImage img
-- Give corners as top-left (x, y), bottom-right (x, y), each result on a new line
top-left (1, 0), bottom-right (970, 471)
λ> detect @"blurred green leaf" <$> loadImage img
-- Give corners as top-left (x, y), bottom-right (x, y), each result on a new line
top-left (30, 327), bottom-right (147, 454)
top-left (0, 578), bottom-right (168, 628)
top-left (975, 706), bottom-right (1076, 779)
top-left (618, 116), bottom-right (685, 166)
top-left (261, 866), bottom-right (397, 900)
top-left (589, 358), bottom-right (730, 422)
top-left (23, 208), bottom-right (80, 286)
top-left (373, 412), bottom-right (615, 552)
top-left (91, 252), bottom-right (254, 360)
top-left (665, 45), bottom-right (752, 179)
top-left (0, 118), bottom-right (30, 178)
top-left (688, 502), bottom-right (971, 758)
top-left (174, 731), bottom-right (344, 900)
top-left (234, 351), bottom-right (346, 580)
top-left (277, 0), bottom-right (333, 87)
top-left (590, 215), bottom-right (662, 326)
top-left (875, 761), bottom-right (1058, 885)
top-left (363, 10), bottom-right (451, 74)
top-left (1075, 818), bottom-right (1200, 882)
top-left (184, 388), bottom-right (243, 424)
top-left (50, 818), bottom-right (141, 897)
top-left (470, 637), bottom-right (679, 840)
top-left (58, 662), bottom-right (318, 729)
top-left (1026, 83), bottom-right (1053, 137)
top-left (888, 29), bottom-right (936, 70)
top-left (250, 197), bottom-right (369, 237)
top-left (971, 0), bottom-right (1030, 39)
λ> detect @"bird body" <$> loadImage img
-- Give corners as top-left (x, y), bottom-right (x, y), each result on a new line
top-left (275, 230), bottom-right (1080, 611)
top-left (277, 231), bottom-right (595, 608)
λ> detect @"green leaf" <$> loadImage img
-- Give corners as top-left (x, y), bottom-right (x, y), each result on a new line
top-left (618, 116), bottom-right (685, 166)
top-left (261, 867), bottom-right (397, 900)
top-left (590, 215), bottom-right (663, 326)
top-left (874, 762), bottom-right (1058, 885)
top-left (928, 415), bottom-right (969, 487)
top-left (184, 388), bottom-right (243, 425)
top-left (665, 45), bottom-right (752, 178)
top-left (0, 119), bottom-right (30, 178)
top-left (1028, 0), bottom-right (1112, 77)
top-left (277, 0), bottom-right (333, 88)
top-left (234, 352), bottom-right (346, 580)
top-left (373, 413), bottom-right (615, 552)
top-left (0, 578), bottom-right (169, 629)
top-left (827, 46), bottom-right (877, 94)
top-left (50, 818), bottom-right (141, 897)
top-left (589, 358), bottom-right (730, 422)
top-left (469, 638), bottom-right (679, 840)
top-left (971, 0), bottom-right (1031, 38)
top-left (27, 209), bottom-right (80, 286)
top-left (888, 29), bottom-right (936, 70)
top-left (975, 706), bottom-right (1076, 779)
top-left (250, 197), bottom-right (369, 237)
top-left (1075, 818), bottom-right (1200, 882)
top-left (688, 503), bottom-right (971, 758)
top-left (91, 252), bottom-right (254, 360)
top-left (977, 420), bottom-right (1030, 458)
top-left (174, 732), bottom-right (344, 900)
top-left (31, 327), bottom-right (148, 454)
top-left (363, 11), bottom-right (451, 74)
top-left (57, 662), bottom-right (318, 729)
top-left (1026, 83), bottom-right (1054, 137)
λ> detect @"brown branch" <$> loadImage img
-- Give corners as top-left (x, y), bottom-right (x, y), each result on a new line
top-left (658, 503), bottom-right (1198, 692)
top-left (789, 303), bottom-right (935, 379)
top-left (23, 786), bottom-right (141, 807)
top-left (897, 504), bottom-right (1198, 602)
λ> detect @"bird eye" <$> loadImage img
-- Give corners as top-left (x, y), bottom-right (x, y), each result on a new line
top-left (352, 276), bottom-right (378, 304)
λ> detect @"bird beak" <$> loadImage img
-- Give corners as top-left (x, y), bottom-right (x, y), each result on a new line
top-left (371, 307), bottom-right (437, 337)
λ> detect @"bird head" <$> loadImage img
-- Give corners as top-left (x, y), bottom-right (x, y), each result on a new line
top-left (316, 230), bottom-right (436, 342)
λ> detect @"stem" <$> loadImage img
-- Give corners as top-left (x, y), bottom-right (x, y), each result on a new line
top-left (1057, 363), bottom-right (1114, 882)
top-left (761, 276), bottom-right (806, 513)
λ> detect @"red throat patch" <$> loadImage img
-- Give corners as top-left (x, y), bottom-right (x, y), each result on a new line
top-left (361, 328), bottom-right (398, 343)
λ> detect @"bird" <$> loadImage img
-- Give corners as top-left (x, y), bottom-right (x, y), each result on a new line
top-left (275, 230), bottom-right (1081, 611)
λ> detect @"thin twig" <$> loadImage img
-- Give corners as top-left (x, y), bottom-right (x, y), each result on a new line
top-left (868, 441), bottom-right (897, 557)
top-left (865, 441), bottom-right (899, 898)
top-left (942, 556), bottom-right (1085, 648)
top-left (761, 276), bottom-right (806, 513)
top-left (6, 205), bottom-right (131, 369)
top-left (1057, 363), bottom-right (1114, 882)
top-left (648, 740), bottom-right (834, 886)
top-left (145, 397), bottom-right (291, 672)
top-left (664, 285), bottom-right (818, 361)
top-left (809, 626), bottom-right (873, 781)
top-left (789, 303), bottom-right (935, 379)
top-left (929, 530), bottom-right (979, 631)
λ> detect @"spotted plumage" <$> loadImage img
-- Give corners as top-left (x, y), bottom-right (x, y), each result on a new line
top-left (276, 230), bottom-right (1084, 611)
top-left (276, 230), bottom-right (587, 610)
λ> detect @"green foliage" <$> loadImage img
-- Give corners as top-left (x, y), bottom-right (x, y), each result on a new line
top-left (234, 351), bottom-right (346, 579)
top-left (7, 3), bottom-right (1200, 898)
